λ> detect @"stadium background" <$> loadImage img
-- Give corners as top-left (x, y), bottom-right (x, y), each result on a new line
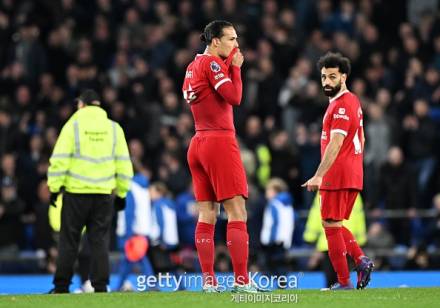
top-left (0, 0), bottom-right (440, 293)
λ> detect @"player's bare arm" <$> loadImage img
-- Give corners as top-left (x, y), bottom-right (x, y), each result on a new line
top-left (302, 132), bottom-right (345, 192)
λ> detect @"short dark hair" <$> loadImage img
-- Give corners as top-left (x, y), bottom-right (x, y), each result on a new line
top-left (200, 20), bottom-right (233, 44)
top-left (150, 181), bottom-right (169, 196)
top-left (317, 52), bottom-right (351, 76)
top-left (77, 89), bottom-right (100, 105)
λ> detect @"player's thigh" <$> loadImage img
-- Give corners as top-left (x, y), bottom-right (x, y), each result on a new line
top-left (200, 136), bottom-right (248, 202)
top-left (187, 137), bottom-right (216, 202)
top-left (320, 190), bottom-right (347, 221)
top-left (343, 189), bottom-right (359, 220)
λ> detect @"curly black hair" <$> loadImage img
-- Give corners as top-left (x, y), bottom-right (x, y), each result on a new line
top-left (317, 52), bottom-right (351, 76)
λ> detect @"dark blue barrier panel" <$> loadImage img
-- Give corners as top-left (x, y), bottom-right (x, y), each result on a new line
top-left (0, 272), bottom-right (439, 294)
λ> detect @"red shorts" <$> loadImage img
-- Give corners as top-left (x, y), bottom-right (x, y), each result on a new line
top-left (319, 189), bottom-right (359, 220)
top-left (187, 130), bottom-right (248, 202)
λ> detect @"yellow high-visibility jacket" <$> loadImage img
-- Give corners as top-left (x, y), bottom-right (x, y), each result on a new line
top-left (303, 193), bottom-right (367, 251)
top-left (48, 106), bottom-right (133, 198)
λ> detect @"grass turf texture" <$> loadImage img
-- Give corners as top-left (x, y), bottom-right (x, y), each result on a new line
top-left (0, 288), bottom-right (439, 308)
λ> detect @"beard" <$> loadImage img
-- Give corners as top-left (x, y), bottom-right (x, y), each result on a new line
top-left (322, 82), bottom-right (341, 97)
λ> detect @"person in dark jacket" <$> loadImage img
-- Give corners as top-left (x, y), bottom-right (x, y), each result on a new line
top-left (373, 146), bottom-right (417, 245)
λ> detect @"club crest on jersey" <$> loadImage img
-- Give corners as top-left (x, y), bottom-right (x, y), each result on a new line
top-left (338, 108), bottom-right (346, 114)
top-left (210, 61), bottom-right (221, 73)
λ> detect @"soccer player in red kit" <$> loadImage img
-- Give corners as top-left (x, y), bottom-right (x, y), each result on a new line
top-left (302, 52), bottom-right (374, 290)
top-left (182, 20), bottom-right (260, 293)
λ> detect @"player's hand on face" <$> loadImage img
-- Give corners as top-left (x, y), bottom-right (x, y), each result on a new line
top-left (301, 176), bottom-right (322, 192)
top-left (232, 49), bottom-right (244, 67)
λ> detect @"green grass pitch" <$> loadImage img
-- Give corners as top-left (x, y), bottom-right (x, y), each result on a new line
top-left (0, 288), bottom-right (439, 308)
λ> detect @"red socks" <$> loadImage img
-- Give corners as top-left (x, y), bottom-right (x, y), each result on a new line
top-left (195, 222), bottom-right (216, 286)
top-left (324, 227), bottom-right (350, 286)
top-left (227, 221), bottom-right (249, 285)
top-left (196, 221), bottom-right (250, 286)
top-left (341, 226), bottom-right (364, 265)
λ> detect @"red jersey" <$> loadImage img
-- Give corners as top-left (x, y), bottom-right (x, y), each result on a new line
top-left (182, 53), bottom-right (242, 132)
top-left (321, 90), bottom-right (364, 190)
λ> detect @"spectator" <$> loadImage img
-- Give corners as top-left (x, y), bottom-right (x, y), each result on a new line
top-left (260, 178), bottom-right (294, 277)
top-left (364, 103), bottom-right (392, 206)
top-left (402, 99), bottom-right (437, 206)
top-left (0, 176), bottom-right (25, 254)
top-left (373, 147), bottom-right (417, 245)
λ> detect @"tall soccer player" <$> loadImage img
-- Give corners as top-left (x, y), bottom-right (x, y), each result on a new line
top-left (182, 20), bottom-right (260, 293)
top-left (302, 52), bottom-right (374, 290)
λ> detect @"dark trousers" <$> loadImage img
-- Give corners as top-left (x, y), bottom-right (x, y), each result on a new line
top-left (53, 193), bottom-right (113, 292)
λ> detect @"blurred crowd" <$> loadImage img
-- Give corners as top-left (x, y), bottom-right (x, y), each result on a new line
top-left (0, 0), bottom-right (440, 275)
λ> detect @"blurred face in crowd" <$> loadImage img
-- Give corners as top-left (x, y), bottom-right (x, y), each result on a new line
top-left (320, 67), bottom-right (346, 97)
top-left (149, 185), bottom-right (164, 201)
top-left (245, 116), bottom-right (262, 137)
top-left (211, 26), bottom-right (238, 59)
top-left (1, 184), bottom-right (17, 202)
top-left (388, 147), bottom-right (403, 167)
top-left (129, 139), bottom-right (144, 160)
top-left (265, 187), bottom-right (277, 200)
top-left (414, 99), bottom-right (429, 118)
top-left (1, 154), bottom-right (15, 175)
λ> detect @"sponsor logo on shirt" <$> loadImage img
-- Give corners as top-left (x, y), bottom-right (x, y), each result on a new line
top-left (214, 73), bottom-right (224, 80)
top-left (185, 70), bottom-right (193, 78)
top-left (210, 61), bottom-right (221, 73)
top-left (338, 108), bottom-right (345, 114)
top-left (333, 114), bottom-right (349, 120)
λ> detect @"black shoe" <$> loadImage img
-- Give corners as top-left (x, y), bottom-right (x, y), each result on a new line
top-left (93, 287), bottom-right (108, 293)
top-left (47, 288), bottom-right (69, 294)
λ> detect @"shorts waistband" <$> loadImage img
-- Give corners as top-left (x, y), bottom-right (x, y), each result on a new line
top-left (195, 130), bottom-right (235, 137)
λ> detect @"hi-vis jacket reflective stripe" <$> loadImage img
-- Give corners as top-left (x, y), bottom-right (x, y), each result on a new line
top-left (47, 106), bottom-right (133, 198)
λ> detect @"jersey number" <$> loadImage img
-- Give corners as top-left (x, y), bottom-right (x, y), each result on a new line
top-left (353, 123), bottom-right (362, 154)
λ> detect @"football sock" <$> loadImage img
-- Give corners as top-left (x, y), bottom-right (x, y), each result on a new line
top-left (195, 222), bottom-right (216, 286)
top-left (324, 226), bottom-right (350, 286)
top-left (227, 221), bottom-right (249, 285)
top-left (341, 226), bottom-right (365, 265)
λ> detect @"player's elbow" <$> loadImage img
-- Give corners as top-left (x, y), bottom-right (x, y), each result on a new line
top-left (222, 92), bottom-right (241, 106)
top-left (228, 97), bottom-right (241, 106)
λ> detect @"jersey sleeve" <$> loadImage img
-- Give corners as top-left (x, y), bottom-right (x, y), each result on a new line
top-left (203, 57), bottom-right (232, 91)
top-left (329, 100), bottom-right (354, 137)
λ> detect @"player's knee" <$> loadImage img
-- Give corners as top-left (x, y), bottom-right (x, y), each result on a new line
top-left (322, 219), bottom-right (342, 228)
top-left (197, 202), bottom-right (218, 224)
top-left (227, 210), bottom-right (247, 222)
top-left (198, 210), bottom-right (217, 224)
top-left (223, 196), bottom-right (247, 222)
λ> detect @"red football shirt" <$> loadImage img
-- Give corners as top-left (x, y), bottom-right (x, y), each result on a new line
top-left (320, 90), bottom-right (364, 190)
top-left (182, 53), bottom-right (242, 132)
